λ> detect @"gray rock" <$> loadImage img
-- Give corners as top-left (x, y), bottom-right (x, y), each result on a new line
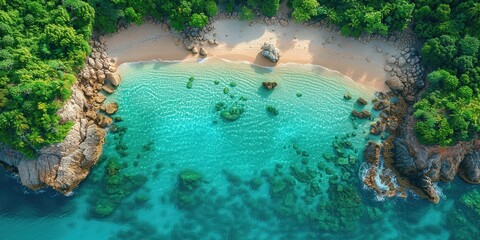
top-left (398, 57), bottom-right (407, 67)
top-left (384, 65), bottom-right (392, 72)
top-left (459, 151), bottom-right (480, 183)
top-left (280, 19), bottom-right (288, 27)
top-left (261, 42), bottom-right (281, 63)
top-left (386, 77), bottom-right (405, 92)
top-left (387, 57), bottom-right (397, 64)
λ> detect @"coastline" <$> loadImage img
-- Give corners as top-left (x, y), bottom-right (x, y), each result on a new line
top-left (104, 19), bottom-right (409, 92)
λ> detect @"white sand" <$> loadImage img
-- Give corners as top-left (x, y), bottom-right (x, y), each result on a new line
top-left (105, 19), bottom-right (400, 91)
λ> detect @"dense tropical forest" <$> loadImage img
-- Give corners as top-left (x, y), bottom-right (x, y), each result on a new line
top-left (0, 0), bottom-right (479, 156)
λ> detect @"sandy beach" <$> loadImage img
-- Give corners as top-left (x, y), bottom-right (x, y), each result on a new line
top-left (105, 19), bottom-right (402, 91)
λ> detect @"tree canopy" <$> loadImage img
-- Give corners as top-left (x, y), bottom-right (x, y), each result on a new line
top-left (0, 0), bottom-right (94, 157)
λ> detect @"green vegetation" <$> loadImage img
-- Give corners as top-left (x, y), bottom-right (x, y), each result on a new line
top-left (411, 1), bottom-right (480, 146)
top-left (298, 0), bottom-right (415, 36)
top-left (0, 0), bottom-right (94, 157)
top-left (297, 0), bottom-right (479, 146)
top-left (87, 0), bottom-right (220, 32)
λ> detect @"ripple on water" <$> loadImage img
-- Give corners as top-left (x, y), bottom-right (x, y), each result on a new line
top-left (0, 59), bottom-right (463, 240)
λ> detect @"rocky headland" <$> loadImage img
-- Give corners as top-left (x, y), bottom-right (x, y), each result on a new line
top-left (361, 44), bottom-right (480, 203)
top-left (0, 37), bottom-right (120, 195)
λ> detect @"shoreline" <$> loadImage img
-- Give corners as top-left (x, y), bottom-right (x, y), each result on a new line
top-left (118, 57), bottom-right (379, 94)
top-left (104, 19), bottom-right (412, 92)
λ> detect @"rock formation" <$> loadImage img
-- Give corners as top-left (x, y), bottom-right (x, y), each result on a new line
top-left (260, 42), bottom-right (280, 63)
top-left (262, 81), bottom-right (277, 90)
top-left (357, 97), bottom-right (368, 106)
top-left (351, 110), bottom-right (371, 119)
top-left (0, 37), bottom-right (121, 195)
top-left (199, 47), bottom-right (208, 57)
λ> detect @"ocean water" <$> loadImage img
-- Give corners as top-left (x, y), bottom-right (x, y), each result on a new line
top-left (0, 59), bottom-right (477, 240)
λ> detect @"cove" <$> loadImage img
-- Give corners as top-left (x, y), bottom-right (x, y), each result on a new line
top-left (0, 59), bottom-right (475, 240)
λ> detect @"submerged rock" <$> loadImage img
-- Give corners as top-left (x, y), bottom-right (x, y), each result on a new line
top-left (343, 92), bottom-right (352, 100)
top-left (357, 97), bottom-right (368, 106)
top-left (220, 105), bottom-right (245, 121)
top-left (351, 110), bottom-right (371, 119)
top-left (262, 81), bottom-right (277, 90)
top-left (266, 105), bottom-right (279, 116)
top-left (260, 42), bottom-right (280, 63)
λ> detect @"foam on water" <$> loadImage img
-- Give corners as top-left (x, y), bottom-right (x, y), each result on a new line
top-left (0, 59), bottom-right (473, 240)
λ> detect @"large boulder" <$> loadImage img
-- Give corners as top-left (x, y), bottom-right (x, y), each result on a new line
top-left (106, 72), bottom-right (121, 86)
top-left (199, 47), bottom-right (208, 57)
top-left (459, 151), bottom-right (480, 184)
top-left (261, 42), bottom-right (280, 63)
top-left (385, 77), bottom-right (404, 93)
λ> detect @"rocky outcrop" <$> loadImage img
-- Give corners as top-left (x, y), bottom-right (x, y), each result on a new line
top-left (382, 117), bottom-right (480, 203)
top-left (373, 100), bottom-right (390, 111)
top-left (357, 97), bottom-right (367, 106)
top-left (362, 141), bottom-right (404, 199)
top-left (351, 110), bottom-right (371, 119)
top-left (100, 102), bottom-right (119, 115)
top-left (261, 42), bottom-right (281, 63)
top-left (262, 81), bottom-right (277, 90)
top-left (0, 84), bottom-right (106, 194)
top-left (364, 141), bottom-right (381, 165)
top-left (459, 151), bottom-right (480, 183)
top-left (0, 38), bottom-right (121, 195)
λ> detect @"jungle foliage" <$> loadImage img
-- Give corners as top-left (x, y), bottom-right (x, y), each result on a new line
top-left (412, 1), bottom-right (480, 146)
top-left (0, 0), bottom-right (94, 157)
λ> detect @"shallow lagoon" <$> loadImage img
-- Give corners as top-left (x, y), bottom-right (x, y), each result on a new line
top-left (0, 59), bottom-right (477, 240)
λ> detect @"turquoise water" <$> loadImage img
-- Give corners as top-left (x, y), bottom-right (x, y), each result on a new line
top-left (0, 59), bottom-right (478, 240)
